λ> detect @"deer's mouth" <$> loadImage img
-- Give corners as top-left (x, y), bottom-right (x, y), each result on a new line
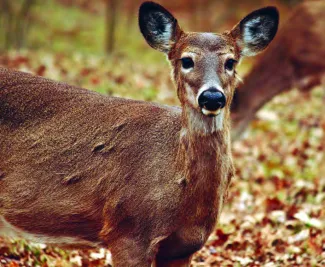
top-left (201, 108), bottom-right (222, 117)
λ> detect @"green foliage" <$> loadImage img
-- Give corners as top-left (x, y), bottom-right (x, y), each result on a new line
top-left (26, 0), bottom-right (163, 65)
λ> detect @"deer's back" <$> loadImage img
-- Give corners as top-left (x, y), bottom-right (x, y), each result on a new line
top-left (0, 67), bottom-right (183, 244)
top-left (280, 1), bottom-right (325, 77)
top-left (253, 1), bottom-right (325, 78)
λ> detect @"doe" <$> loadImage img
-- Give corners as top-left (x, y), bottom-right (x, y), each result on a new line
top-left (0, 2), bottom-right (279, 266)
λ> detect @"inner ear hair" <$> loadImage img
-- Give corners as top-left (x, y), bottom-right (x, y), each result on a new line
top-left (231, 6), bottom-right (279, 57)
top-left (139, 1), bottom-right (182, 53)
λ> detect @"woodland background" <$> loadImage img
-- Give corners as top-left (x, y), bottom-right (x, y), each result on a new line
top-left (0, 0), bottom-right (324, 266)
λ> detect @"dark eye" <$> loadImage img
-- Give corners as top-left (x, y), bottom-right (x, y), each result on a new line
top-left (181, 57), bottom-right (194, 69)
top-left (225, 59), bottom-right (237, 71)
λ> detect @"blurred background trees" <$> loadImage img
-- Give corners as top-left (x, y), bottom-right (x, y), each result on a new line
top-left (0, 0), bottom-right (305, 54)
top-left (0, 0), bottom-right (38, 50)
top-left (105, 0), bottom-right (118, 54)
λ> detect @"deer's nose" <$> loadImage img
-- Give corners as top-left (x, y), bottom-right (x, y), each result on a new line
top-left (198, 88), bottom-right (226, 111)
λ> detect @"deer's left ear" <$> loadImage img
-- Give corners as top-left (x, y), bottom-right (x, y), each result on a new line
top-left (230, 6), bottom-right (279, 57)
top-left (139, 1), bottom-right (182, 53)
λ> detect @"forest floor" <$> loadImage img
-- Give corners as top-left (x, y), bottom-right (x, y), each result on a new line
top-left (0, 49), bottom-right (324, 267)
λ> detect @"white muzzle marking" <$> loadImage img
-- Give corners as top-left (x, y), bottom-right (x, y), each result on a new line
top-left (201, 108), bottom-right (221, 116)
top-left (197, 85), bottom-right (225, 116)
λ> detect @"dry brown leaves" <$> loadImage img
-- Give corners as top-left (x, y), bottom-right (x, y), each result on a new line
top-left (0, 51), bottom-right (324, 266)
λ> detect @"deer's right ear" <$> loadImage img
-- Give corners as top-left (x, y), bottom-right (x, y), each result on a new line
top-left (139, 1), bottom-right (182, 53)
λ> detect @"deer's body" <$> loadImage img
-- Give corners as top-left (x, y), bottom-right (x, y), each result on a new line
top-left (0, 2), bottom-right (279, 266)
top-left (231, 1), bottom-right (325, 139)
top-left (0, 67), bottom-right (229, 261)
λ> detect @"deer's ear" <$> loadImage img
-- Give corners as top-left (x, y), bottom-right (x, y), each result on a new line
top-left (230, 6), bottom-right (279, 57)
top-left (139, 1), bottom-right (182, 53)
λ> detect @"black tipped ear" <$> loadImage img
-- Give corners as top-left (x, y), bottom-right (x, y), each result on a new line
top-left (139, 1), bottom-right (182, 53)
top-left (230, 6), bottom-right (279, 57)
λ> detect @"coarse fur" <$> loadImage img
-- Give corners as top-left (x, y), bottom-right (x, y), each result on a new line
top-left (0, 2), bottom-right (279, 266)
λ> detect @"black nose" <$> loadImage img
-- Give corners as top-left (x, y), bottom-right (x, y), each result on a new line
top-left (198, 88), bottom-right (226, 111)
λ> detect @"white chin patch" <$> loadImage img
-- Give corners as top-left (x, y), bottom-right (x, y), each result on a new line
top-left (201, 108), bottom-right (221, 116)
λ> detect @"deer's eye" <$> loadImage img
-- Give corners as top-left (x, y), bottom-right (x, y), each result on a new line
top-left (181, 57), bottom-right (194, 69)
top-left (225, 59), bottom-right (237, 71)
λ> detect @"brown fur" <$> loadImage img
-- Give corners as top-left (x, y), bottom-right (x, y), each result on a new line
top-left (0, 66), bottom-right (232, 265)
top-left (231, 1), bottom-right (325, 139)
top-left (169, 32), bottom-right (239, 110)
top-left (0, 2), bottom-right (278, 266)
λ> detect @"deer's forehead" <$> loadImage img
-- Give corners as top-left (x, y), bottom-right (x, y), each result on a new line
top-left (176, 32), bottom-right (236, 56)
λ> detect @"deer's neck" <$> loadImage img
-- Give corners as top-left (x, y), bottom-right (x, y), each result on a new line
top-left (178, 106), bottom-right (231, 186)
top-left (234, 44), bottom-right (294, 115)
top-left (175, 106), bottom-right (231, 222)
top-left (231, 46), bottom-right (295, 139)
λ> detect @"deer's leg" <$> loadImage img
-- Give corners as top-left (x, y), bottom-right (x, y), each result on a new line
top-left (154, 256), bottom-right (192, 267)
top-left (154, 229), bottom-right (205, 267)
top-left (296, 75), bottom-right (321, 92)
top-left (108, 237), bottom-right (155, 267)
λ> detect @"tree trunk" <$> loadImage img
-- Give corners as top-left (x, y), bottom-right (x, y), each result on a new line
top-left (0, 0), bottom-right (13, 50)
top-left (126, 0), bottom-right (137, 28)
top-left (0, 0), bottom-right (37, 50)
top-left (15, 0), bottom-right (36, 49)
top-left (105, 0), bottom-right (118, 54)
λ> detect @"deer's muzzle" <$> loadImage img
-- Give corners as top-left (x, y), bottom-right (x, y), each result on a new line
top-left (198, 88), bottom-right (226, 115)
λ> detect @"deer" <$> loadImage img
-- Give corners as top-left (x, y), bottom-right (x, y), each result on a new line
top-left (0, 2), bottom-right (279, 266)
top-left (231, 0), bottom-right (325, 140)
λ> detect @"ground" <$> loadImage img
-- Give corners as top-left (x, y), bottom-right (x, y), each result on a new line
top-left (0, 49), bottom-right (324, 267)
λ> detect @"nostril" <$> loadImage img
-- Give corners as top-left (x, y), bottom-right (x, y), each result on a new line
top-left (198, 89), bottom-right (226, 111)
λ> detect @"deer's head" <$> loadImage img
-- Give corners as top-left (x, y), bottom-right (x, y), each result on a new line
top-left (139, 1), bottom-right (279, 124)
